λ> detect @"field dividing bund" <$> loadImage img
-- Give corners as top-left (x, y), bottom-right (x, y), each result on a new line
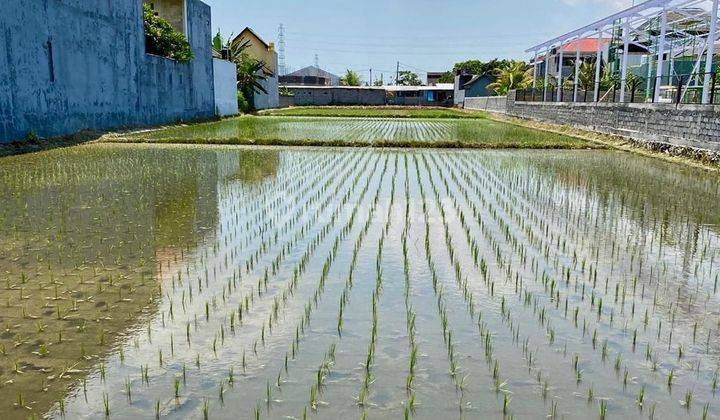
top-left (1, 145), bottom-right (719, 419)
top-left (107, 116), bottom-right (598, 150)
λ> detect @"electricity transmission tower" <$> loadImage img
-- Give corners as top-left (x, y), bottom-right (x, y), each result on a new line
top-left (277, 24), bottom-right (286, 76)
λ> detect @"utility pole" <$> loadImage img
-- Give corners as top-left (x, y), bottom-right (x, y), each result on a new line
top-left (369, 68), bottom-right (373, 86)
top-left (396, 61), bottom-right (400, 85)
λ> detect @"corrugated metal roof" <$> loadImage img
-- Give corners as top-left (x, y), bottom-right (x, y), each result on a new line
top-left (384, 84), bottom-right (454, 92)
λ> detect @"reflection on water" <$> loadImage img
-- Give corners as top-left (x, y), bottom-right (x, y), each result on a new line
top-left (0, 146), bottom-right (718, 419)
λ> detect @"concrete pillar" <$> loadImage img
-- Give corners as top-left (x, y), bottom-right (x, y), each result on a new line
top-left (703, 0), bottom-right (719, 104)
top-left (543, 47), bottom-right (551, 101)
top-left (619, 20), bottom-right (630, 102)
top-left (574, 38), bottom-right (581, 102)
top-left (594, 31), bottom-right (603, 102)
top-left (532, 50), bottom-right (538, 89)
top-left (557, 43), bottom-right (564, 101)
top-left (654, 10), bottom-right (667, 102)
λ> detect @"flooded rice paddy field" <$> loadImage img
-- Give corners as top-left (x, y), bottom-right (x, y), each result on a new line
top-left (0, 145), bottom-right (719, 419)
top-left (116, 117), bottom-right (593, 149)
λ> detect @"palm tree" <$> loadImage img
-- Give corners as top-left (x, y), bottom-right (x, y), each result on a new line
top-left (212, 31), bottom-right (268, 102)
top-left (487, 61), bottom-right (532, 95)
top-left (339, 69), bottom-right (362, 86)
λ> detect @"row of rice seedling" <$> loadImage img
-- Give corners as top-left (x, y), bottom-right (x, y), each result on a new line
top-left (429, 151), bottom-right (720, 418)
top-left (2, 145), bottom-right (718, 419)
top-left (116, 116), bottom-right (594, 149)
top-left (50, 149), bottom-right (376, 418)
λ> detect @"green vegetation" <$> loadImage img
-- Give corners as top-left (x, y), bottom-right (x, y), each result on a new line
top-left (108, 115), bottom-right (596, 149)
top-left (143, 4), bottom-right (193, 63)
top-left (487, 61), bottom-right (532, 95)
top-left (397, 70), bottom-right (422, 86)
top-left (339, 69), bottom-right (363, 86)
top-left (1, 144), bottom-right (719, 419)
top-left (261, 106), bottom-right (485, 119)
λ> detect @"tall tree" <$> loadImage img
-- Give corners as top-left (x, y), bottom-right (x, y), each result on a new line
top-left (397, 71), bottom-right (422, 86)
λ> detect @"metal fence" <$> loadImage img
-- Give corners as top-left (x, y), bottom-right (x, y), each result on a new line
top-left (516, 72), bottom-right (719, 105)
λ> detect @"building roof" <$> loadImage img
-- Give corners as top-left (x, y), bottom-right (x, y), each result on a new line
top-left (559, 37), bottom-right (611, 54)
top-left (385, 83), bottom-right (454, 92)
top-left (285, 85), bottom-right (384, 90)
top-left (461, 74), bottom-right (494, 89)
top-left (286, 66), bottom-right (340, 80)
top-left (233, 27), bottom-right (270, 49)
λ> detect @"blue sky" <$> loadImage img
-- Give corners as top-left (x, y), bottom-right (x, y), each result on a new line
top-left (204, 0), bottom-right (633, 82)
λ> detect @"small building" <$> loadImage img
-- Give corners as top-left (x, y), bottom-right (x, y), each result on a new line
top-left (385, 84), bottom-right (454, 107)
top-left (426, 72), bottom-right (448, 86)
top-left (232, 27), bottom-right (279, 109)
top-left (280, 66), bottom-right (340, 86)
top-left (462, 74), bottom-right (495, 97)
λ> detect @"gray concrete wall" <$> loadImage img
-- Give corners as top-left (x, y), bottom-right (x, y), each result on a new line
top-left (254, 52), bottom-right (280, 110)
top-left (0, 0), bottom-right (215, 143)
top-left (213, 58), bottom-right (238, 117)
top-left (464, 96), bottom-right (508, 113)
top-left (286, 87), bottom-right (386, 106)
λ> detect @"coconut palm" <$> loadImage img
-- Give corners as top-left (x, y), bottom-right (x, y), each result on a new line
top-left (339, 69), bottom-right (362, 86)
top-left (212, 31), bottom-right (269, 100)
top-left (487, 61), bottom-right (532, 95)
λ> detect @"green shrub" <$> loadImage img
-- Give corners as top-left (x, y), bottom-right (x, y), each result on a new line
top-left (237, 91), bottom-right (251, 113)
top-left (143, 4), bottom-right (194, 63)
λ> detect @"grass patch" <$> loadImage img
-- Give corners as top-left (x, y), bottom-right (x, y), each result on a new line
top-left (260, 106), bottom-right (487, 119)
top-left (106, 116), bottom-right (599, 150)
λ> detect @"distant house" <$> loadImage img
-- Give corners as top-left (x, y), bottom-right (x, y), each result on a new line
top-left (462, 74), bottom-right (495, 97)
top-left (280, 66), bottom-right (340, 86)
top-left (385, 84), bottom-right (454, 107)
top-left (232, 27), bottom-right (279, 109)
top-left (538, 37), bottom-right (612, 78)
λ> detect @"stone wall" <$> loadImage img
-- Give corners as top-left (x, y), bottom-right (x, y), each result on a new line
top-left (463, 91), bottom-right (720, 153)
top-left (212, 58), bottom-right (238, 117)
top-left (464, 96), bottom-right (508, 113)
top-left (509, 96), bottom-right (720, 152)
top-left (0, 0), bottom-right (215, 143)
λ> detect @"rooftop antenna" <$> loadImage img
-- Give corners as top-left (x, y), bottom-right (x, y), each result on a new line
top-left (278, 24), bottom-right (286, 76)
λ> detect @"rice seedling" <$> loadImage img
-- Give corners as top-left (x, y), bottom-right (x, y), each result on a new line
top-left (1, 145), bottom-right (718, 420)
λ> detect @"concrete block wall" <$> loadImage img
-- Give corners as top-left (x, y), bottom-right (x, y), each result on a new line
top-left (213, 58), bottom-right (238, 117)
top-left (287, 87), bottom-right (386, 106)
top-left (463, 91), bottom-right (720, 153)
top-left (0, 0), bottom-right (215, 143)
top-left (463, 96), bottom-right (508, 113)
top-left (509, 98), bottom-right (720, 152)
